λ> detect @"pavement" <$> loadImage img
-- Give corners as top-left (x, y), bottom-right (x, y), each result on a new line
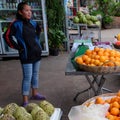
top-left (0, 28), bottom-right (120, 120)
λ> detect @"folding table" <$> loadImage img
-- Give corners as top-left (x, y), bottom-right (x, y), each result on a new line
top-left (65, 53), bottom-right (120, 101)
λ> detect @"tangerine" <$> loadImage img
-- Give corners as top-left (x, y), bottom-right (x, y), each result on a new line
top-left (106, 114), bottom-right (115, 120)
top-left (99, 56), bottom-right (106, 62)
top-left (117, 91), bottom-right (120, 97)
top-left (94, 59), bottom-right (100, 66)
top-left (99, 48), bottom-right (105, 52)
top-left (94, 47), bottom-right (100, 52)
top-left (84, 57), bottom-right (91, 65)
top-left (82, 55), bottom-right (89, 62)
top-left (110, 107), bottom-right (119, 116)
top-left (85, 49), bottom-right (92, 56)
top-left (105, 99), bottom-right (111, 104)
top-left (115, 117), bottom-right (120, 120)
top-left (94, 55), bottom-right (100, 60)
top-left (75, 57), bottom-right (83, 64)
top-left (111, 101), bottom-right (120, 108)
top-left (98, 51), bottom-right (104, 56)
top-left (95, 97), bottom-right (105, 104)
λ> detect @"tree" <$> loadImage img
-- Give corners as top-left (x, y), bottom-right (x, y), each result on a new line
top-left (46, 0), bottom-right (66, 55)
top-left (90, 0), bottom-right (115, 28)
top-left (46, 0), bottom-right (65, 30)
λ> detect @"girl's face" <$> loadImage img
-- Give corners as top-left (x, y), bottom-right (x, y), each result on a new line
top-left (19, 4), bottom-right (32, 20)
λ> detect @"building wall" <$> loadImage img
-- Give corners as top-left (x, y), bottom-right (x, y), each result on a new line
top-left (111, 17), bottom-right (120, 28)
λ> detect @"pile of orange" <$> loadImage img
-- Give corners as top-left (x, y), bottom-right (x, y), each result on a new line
top-left (75, 47), bottom-right (120, 66)
top-left (95, 91), bottom-right (120, 120)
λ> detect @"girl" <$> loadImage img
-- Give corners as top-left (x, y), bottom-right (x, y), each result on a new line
top-left (3, 1), bottom-right (46, 106)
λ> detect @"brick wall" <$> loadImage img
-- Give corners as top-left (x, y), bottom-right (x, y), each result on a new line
top-left (111, 17), bottom-right (120, 28)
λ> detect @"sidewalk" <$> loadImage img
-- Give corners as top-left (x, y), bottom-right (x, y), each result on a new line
top-left (99, 28), bottom-right (119, 42)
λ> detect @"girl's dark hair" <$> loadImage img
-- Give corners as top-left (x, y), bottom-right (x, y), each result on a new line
top-left (16, 1), bottom-right (29, 19)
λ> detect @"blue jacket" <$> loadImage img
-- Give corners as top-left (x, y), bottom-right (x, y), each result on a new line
top-left (3, 19), bottom-right (42, 63)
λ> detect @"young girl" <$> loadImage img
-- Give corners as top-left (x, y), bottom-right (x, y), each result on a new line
top-left (3, 1), bottom-right (46, 106)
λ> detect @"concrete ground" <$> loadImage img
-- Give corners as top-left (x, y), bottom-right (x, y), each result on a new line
top-left (0, 28), bottom-right (120, 120)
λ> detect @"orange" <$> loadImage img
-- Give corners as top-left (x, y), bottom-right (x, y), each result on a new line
top-left (104, 52), bottom-right (109, 57)
top-left (94, 55), bottom-right (100, 60)
top-left (106, 114), bottom-right (115, 120)
top-left (82, 55), bottom-right (89, 62)
top-left (99, 56), bottom-right (106, 62)
top-left (111, 101), bottom-right (120, 108)
top-left (91, 54), bottom-right (96, 59)
top-left (105, 48), bottom-right (111, 53)
top-left (115, 117), bottom-right (120, 120)
top-left (85, 49), bottom-right (92, 56)
top-left (89, 63), bottom-right (95, 66)
top-left (106, 111), bottom-right (110, 117)
top-left (117, 91), bottom-right (120, 97)
top-left (110, 51), bottom-right (116, 57)
top-left (115, 61), bottom-right (120, 66)
top-left (99, 48), bottom-right (105, 52)
top-left (116, 51), bottom-right (120, 57)
top-left (107, 62), bottom-right (115, 67)
top-left (110, 97), bottom-right (119, 103)
top-left (109, 57), bottom-right (115, 61)
top-left (115, 57), bottom-right (120, 61)
top-left (109, 107), bottom-right (119, 116)
top-left (94, 59), bottom-right (100, 66)
top-left (75, 57), bottom-right (83, 64)
top-left (92, 51), bottom-right (97, 55)
top-left (84, 57), bottom-right (91, 65)
top-left (95, 97), bottom-right (105, 104)
top-left (98, 51), bottom-right (103, 56)
top-left (94, 47), bottom-right (100, 52)
top-left (105, 99), bottom-right (111, 104)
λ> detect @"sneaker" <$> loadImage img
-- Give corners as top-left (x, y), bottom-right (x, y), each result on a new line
top-left (22, 102), bottom-right (29, 107)
top-left (30, 93), bottom-right (46, 100)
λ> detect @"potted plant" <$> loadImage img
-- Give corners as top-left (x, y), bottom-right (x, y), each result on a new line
top-left (48, 28), bottom-right (66, 56)
top-left (102, 15), bottom-right (113, 29)
top-left (89, 0), bottom-right (114, 28)
top-left (46, 0), bottom-right (66, 55)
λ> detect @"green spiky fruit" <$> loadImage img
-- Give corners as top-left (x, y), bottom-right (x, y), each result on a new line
top-left (0, 107), bottom-right (3, 116)
top-left (14, 106), bottom-right (33, 120)
top-left (34, 109), bottom-right (50, 120)
top-left (0, 114), bottom-right (16, 120)
top-left (25, 103), bottom-right (38, 113)
top-left (39, 100), bottom-right (55, 116)
top-left (31, 106), bottom-right (41, 119)
top-left (15, 112), bottom-right (33, 120)
top-left (14, 107), bottom-right (27, 118)
top-left (2, 103), bottom-right (19, 115)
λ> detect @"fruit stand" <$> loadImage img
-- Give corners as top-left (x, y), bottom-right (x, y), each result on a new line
top-left (66, 10), bottom-right (102, 52)
top-left (68, 92), bottom-right (120, 120)
top-left (0, 100), bottom-right (63, 120)
top-left (65, 40), bottom-right (120, 101)
top-left (70, 22), bottom-right (101, 42)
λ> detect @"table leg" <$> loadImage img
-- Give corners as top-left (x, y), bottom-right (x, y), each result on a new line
top-left (102, 88), bottom-right (112, 93)
top-left (73, 87), bottom-right (91, 101)
top-left (73, 75), bottom-right (98, 101)
top-left (94, 75), bottom-right (112, 95)
top-left (85, 75), bottom-right (97, 95)
top-left (97, 75), bottom-right (112, 94)
top-left (73, 75), bottom-right (112, 102)
top-left (95, 75), bottom-right (106, 95)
